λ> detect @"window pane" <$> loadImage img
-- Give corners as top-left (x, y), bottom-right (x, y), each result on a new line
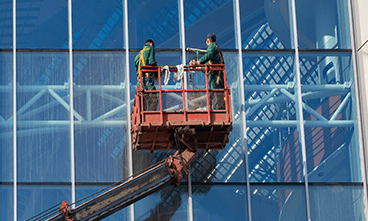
top-left (16, 52), bottom-right (70, 182)
top-left (185, 0), bottom-right (236, 49)
top-left (135, 185), bottom-right (188, 221)
top-left (300, 53), bottom-right (361, 182)
top-left (309, 184), bottom-right (364, 220)
top-left (0, 185), bottom-right (13, 220)
top-left (240, 0), bottom-right (292, 49)
top-left (244, 53), bottom-right (304, 183)
top-left (16, 1), bottom-right (68, 49)
top-left (192, 184), bottom-right (247, 221)
top-left (18, 185), bottom-right (71, 221)
top-left (295, 0), bottom-right (351, 49)
top-left (73, 0), bottom-right (124, 49)
top-left (128, 0), bottom-right (179, 49)
top-left (73, 51), bottom-right (127, 182)
top-left (251, 184), bottom-right (307, 221)
top-left (0, 52), bottom-right (13, 182)
top-left (0, 1), bottom-right (12, 49)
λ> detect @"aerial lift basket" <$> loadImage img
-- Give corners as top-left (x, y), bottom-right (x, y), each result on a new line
top-left (131, 64), bottom-right (232, 152)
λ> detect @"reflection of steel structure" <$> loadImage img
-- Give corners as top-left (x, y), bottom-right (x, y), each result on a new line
top-left (245, 83), bottom-right (353, 128)
top-left (240, 23), bottom-right (355, 214)
top-left (0, 85), bottom-right (127, 131)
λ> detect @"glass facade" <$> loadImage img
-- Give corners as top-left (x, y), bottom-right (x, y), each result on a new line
top-left (0, 0), bottom-right (365, 221)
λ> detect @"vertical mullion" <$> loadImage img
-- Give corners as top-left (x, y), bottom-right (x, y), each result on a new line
top-left (233, 0), bottom-right (251, 220)
top-left (13, 0), bottom-right (17, 220)
top-left (67, 0), bottom-right (75, 208)
top-left (289, 0), bottom-right (311, 220)
top-left (179, 0), bottom-right (186, 66)
top-left (178, 0), bottom-right (193, 220)
top-left (123, 0), bottom-right (134, 220)
top-left (347, 0), bottom-right (368, 218)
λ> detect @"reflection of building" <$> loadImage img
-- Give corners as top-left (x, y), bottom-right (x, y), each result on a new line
top-left (1, 0), bottom-right (368, 221)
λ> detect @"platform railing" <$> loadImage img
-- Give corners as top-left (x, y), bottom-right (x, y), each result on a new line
top-left (136, 64), bottom-right (232, 127)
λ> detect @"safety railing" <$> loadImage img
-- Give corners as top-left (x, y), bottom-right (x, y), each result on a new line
top-left (131, 64), bottom-right (232, 151)
top-left (133, 64), bottom-right (231, 127)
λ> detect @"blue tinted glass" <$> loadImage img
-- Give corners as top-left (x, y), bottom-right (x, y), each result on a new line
top-left (135, 185), bottom-right (188, 221)
top-left (75, 125), bottom-right (127, 182)
top-left (73, 0), bottom-right (124, 49)
top-left (0, 1), bottom-right (12, 49)
top-left (0, 185), bottom-right (13, 220)
top-left (244, 53), bottom-right (304, 182)
top-left (17, 52), bottom-right (69, 85)
top-left (240, 0), bottom-right (292, 49)
top-left (193, 184), bottom-right (247, 221)
top-left (16, 1), bottom-right (68, 49)
top-left (185, 0), bottom-right (236, 49)
top-left (299, 53), bottom-right (361, 182)
top-left (251, 184), bottom-right (307, 221)
top-left (18, 185), bottom-right (71, 221)
top-left (309, 184), bottom-right (364, 220)
top-left (128, 0), bottom-right (179, 49)
top-left (73, 51), bottom-right (127, 182)
top-left (295, 0), bottom-right (351, 49)
top-left (76, 185), bottom-right (131, 220)
top-left (16, 52), bottom-right (70, 182)
top-left (73, 51), bottom-right (125, 85)
top-left (299, 52), bottom-right (352, 85)
top-left (0, 52), bottom-right (13, 182)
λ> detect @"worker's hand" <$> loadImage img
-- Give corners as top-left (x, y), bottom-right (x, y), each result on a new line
top-left (190, 60), bottom-right (200, 66)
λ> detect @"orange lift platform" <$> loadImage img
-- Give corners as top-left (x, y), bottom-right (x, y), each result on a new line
top-left (131, 64), bottom-right (233, 152)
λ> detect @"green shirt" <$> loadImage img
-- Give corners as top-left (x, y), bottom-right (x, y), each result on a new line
top-left (135, 43), bottom-right (157, 90)
top-left (134, 43), bottom-right (156, 75)
top-left (199, 42), bottom-right (221, 65)
top-left (199, 42), bottom-right (224, 89)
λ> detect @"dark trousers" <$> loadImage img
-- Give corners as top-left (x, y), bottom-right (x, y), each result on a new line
top-left (143, 91), bottom-right (158, 111)
top-left (209, 73), bottom-right (225, 110)
top-left (211, 91), bottom-right (225, 110)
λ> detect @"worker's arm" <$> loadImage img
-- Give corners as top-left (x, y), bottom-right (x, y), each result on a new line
top-left (198, 43), bottom-right (215, 64)
top-left (190, 43), bottom-right (215, 66)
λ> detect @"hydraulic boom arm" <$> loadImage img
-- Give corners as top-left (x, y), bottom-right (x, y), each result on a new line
top-left (47, 149), bottom-right (196, 221)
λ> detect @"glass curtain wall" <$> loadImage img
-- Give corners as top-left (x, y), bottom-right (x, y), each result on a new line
top-left (0, 52), bottom-right (13, 219)
top-left (0, 0), bottom-right (13, 219)
top-left (16, 1), bottom-right (71, 220)
top-left (72, 0), bottom-right (129, 220)
top-left (295, 0), bottom-right (363, 219)
top-left (240, 0), bottom-right (363, 220)
top-left (0, 0), bottom-right (365, 220)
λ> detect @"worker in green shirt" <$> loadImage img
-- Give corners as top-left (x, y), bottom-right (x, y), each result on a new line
top-left (190, 32), bottom-right (225, 110)
top-left (135, 39), bottom-right (158, 111)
